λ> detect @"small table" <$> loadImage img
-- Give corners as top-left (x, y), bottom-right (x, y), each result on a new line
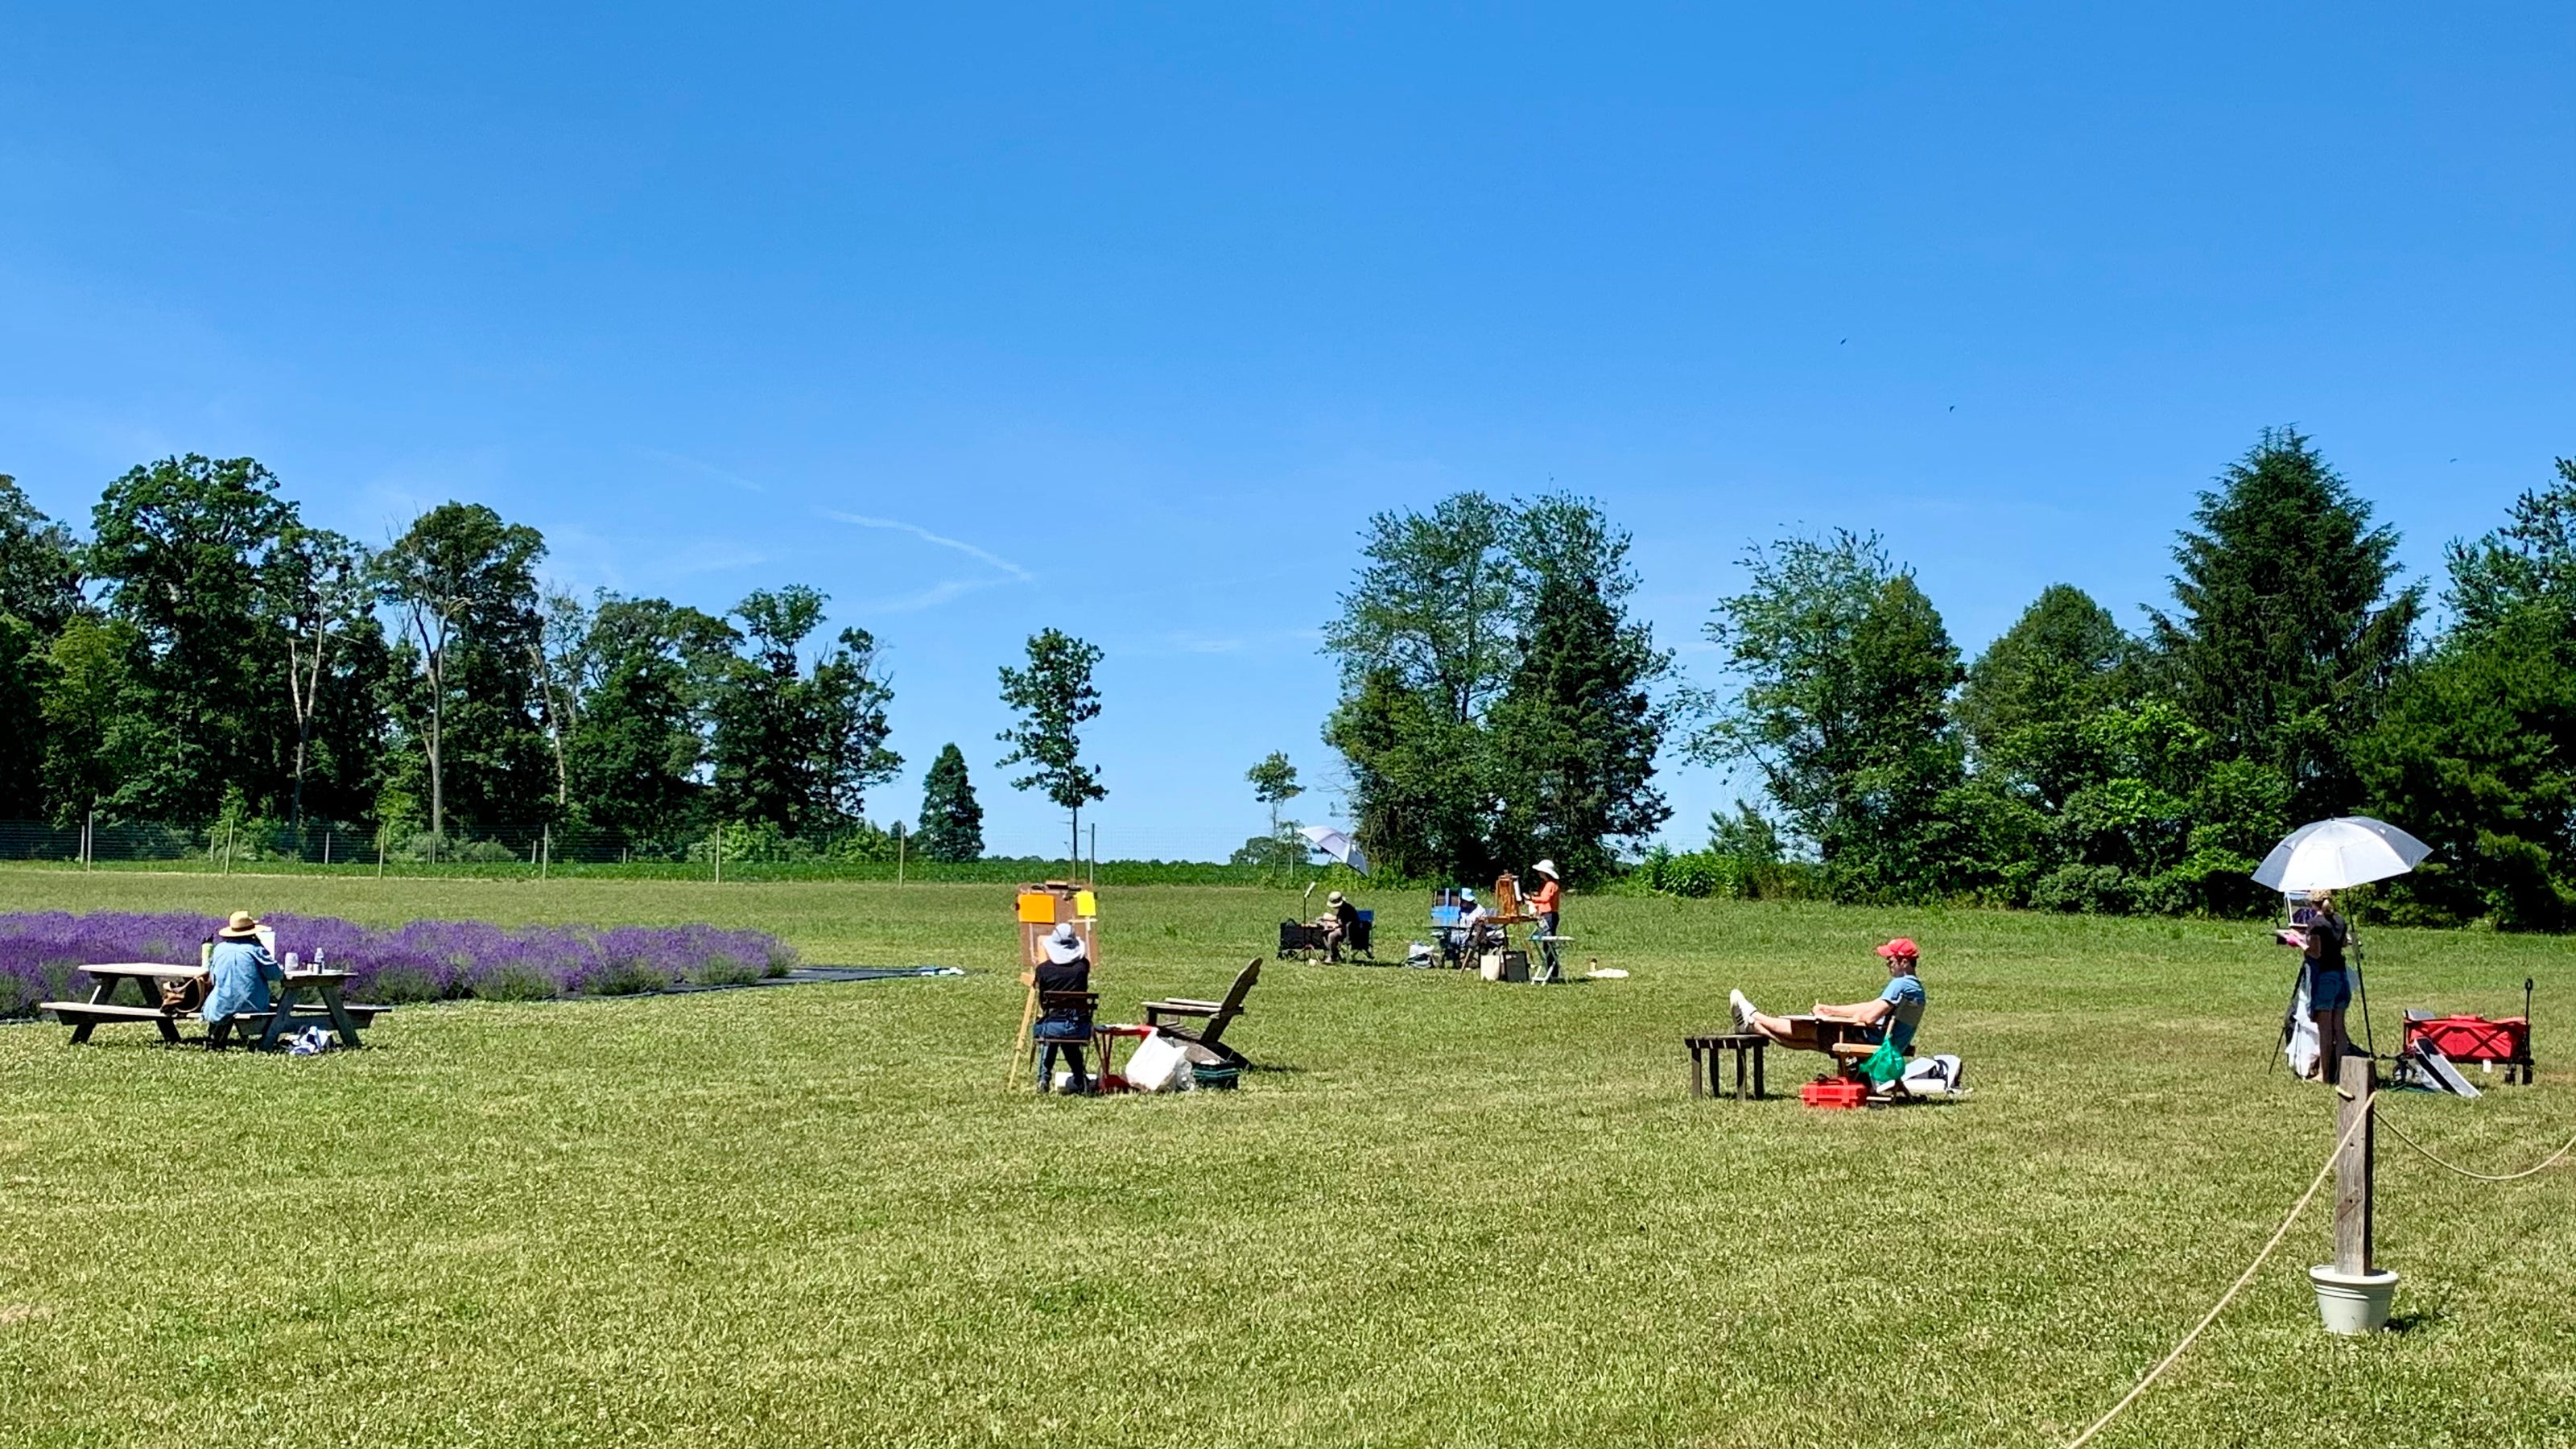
top-left (1686, 1034), bottom-right (1769, 1100)
top-left (252, 971), bottom-right (366, 1051)
top-left (1090, 1023), bottom-right (1155, 1092)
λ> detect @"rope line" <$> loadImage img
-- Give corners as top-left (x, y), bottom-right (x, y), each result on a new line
top-left (2376, 1110), bottom-right (2576, 1183)
top-left (2060, 1108), bottom-right (2370, 1449)
top-left (2066, 1097), bottom-right (2574, 1447)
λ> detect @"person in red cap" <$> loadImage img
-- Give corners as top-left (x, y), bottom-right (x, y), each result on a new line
top-left (1731, 938), bottom-right (1927, 1054)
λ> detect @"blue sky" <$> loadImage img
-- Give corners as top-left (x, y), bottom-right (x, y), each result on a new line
top-left (4, 3), bottom-right (2570, 860)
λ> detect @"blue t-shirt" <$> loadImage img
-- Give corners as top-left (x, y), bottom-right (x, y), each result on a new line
top-left (1876, 974), bottom-right (1927, 1051)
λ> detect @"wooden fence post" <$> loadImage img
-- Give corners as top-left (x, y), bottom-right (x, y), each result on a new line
top-left (2334, 1053), bottom-right (2376, 1275)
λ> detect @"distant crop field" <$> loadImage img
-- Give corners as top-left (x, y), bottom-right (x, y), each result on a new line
top-left (1, 872), bottom-right (2569, 1448)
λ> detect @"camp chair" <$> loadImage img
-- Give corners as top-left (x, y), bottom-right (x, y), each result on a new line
top-left (1030, 990), bottom-right (1100, 1088)
top-left (1350, 910), bottom-right (1375, 962)
top-left (1143, 959), bottom-right (1260, 1063)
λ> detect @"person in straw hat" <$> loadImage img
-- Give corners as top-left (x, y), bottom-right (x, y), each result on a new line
top-left (202, 910), bottom-right (285, 1030)
top-left (1313, 889), bottom-right (1361, 962)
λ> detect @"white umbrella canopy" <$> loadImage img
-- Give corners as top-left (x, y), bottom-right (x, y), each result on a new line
top-left (2250, 816), bottom-right (2433, 894)
top-left (1298, 824), bottom-right (1370, 875)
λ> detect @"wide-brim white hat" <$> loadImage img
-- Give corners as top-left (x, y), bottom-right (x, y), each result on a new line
top-left (1042, 926), bottom-right (1085, 964)
top-left (1532, 860), bottom-right (1558, 879)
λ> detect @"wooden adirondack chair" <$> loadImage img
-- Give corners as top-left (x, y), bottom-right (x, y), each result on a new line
top-left (1143, 959), bottom-right (1261, 1063)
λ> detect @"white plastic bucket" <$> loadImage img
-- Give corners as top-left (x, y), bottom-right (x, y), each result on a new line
top-left (2308, 1265), bottom-right (2399, 1335)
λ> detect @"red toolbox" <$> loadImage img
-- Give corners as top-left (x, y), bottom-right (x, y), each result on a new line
top-left (2405, 1015), bottom-right (2530, 1064)
top-left (1802, 1079), bottom-right (1869, 1109)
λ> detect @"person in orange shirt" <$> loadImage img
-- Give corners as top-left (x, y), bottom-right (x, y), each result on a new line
top-left (1527, 861), bottom-right (1563, 979)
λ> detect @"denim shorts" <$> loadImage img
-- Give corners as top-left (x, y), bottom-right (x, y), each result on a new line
top-left (2308, 966), bottom-right (2353, 1013)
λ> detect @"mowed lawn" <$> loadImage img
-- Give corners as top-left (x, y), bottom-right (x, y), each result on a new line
top-left (2, 873), bottom-right (2570, 1449)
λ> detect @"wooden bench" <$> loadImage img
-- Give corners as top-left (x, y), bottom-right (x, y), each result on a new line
top-left (1686, 1033), bottom-right (1767, 1100)
top-left (204, 1003), bottom-right (388, 1051)
top-left (41, 1001), bottom-right (184, 1045)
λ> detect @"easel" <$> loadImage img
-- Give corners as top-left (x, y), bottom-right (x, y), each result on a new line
top-left (1007, 881), bottom-right (1099, 1088)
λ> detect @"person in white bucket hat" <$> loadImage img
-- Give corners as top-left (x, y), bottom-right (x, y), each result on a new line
top-left (1020, 923), bottom-right (1096, 1094)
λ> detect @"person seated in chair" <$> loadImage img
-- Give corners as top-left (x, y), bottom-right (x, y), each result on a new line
top-left (1314, 890), bottom-right (1360, 962)
top-left (203, 910), bottom-right (284, 1029)
top-left (1022, 923), bottom-right (1096, 1094)
top-left (1455, 889), bottom-right (1496, 954)
top-left (1728, 938), bottom-right (1926, 1055)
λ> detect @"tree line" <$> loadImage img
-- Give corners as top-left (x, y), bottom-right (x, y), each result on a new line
top-left (0, 455), bottom-right (1111, 866)
top-left (1321, 433), bottom-right (2576, 927)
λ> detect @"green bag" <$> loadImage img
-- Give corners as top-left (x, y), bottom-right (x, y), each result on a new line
top-left (1859, 1039), bottom-right (1906, 1085)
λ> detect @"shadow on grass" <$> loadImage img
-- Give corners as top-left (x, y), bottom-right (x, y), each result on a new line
top-left (2385, 1307), bottom-right (2449, 1335)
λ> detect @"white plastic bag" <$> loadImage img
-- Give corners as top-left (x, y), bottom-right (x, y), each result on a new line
top-left (1125, 1030), bottom-right (1195, 1092)
top-left (1898, 1053), bottom-right (1963, 1096)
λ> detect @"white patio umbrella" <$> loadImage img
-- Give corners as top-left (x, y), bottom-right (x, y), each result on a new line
top-left (1298, 824), bottom-right (1370, 876)
top-left (2250, 816), bottom-right (2433, 894)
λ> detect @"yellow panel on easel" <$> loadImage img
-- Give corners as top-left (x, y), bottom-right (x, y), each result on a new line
top-left (1074, 890), bottom-right (1098, 919)
top-left (1017, 893), bottom-right (1057, 924)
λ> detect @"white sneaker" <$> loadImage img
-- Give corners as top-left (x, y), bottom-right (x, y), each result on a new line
top-left (1730, 989), bottom-right (1757, 1032)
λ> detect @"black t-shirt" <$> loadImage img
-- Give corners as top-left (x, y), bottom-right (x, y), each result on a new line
top-left (1332, 900), bottom-right (1358, 929)
top-left (1034, 958), bottom-right (1090, 995)
top-left (2305, 913), bottom-right (2347, 971)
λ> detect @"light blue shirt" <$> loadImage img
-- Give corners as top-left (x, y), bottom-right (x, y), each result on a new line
top-left (1876, 974), bottom-right (1927, 1051)
top-left (203, 939), bottom-right (283, 1021)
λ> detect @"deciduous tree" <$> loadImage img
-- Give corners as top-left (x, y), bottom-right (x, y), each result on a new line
top-left (997, 628), bottom-right (1106, 868)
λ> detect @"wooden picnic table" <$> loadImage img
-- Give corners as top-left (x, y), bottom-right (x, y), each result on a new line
top-left (256, 970), bottom-right (367, 1051)
top-left (41, 964), bottom-right (378, 1050)
top-left (45, 962), bottom-right (204, 1043)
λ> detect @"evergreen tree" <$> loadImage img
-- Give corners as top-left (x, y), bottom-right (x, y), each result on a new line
top-left (997, 629), bottom-right (1106, 869)
top-left (2358, 460), bottom-right (2576, 927)
top-left (914, 743), bottom-right (985, 862)
top-left (2444, 457), bottom-right (2576, 637)
top-left (2150, 429), bottom-right (2419, 823)
top-left (1488, 571), bottom-right (1674, 885)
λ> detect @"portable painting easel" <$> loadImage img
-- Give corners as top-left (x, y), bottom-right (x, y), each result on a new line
top-left (1007, 881), bottom-right (1099, 1087)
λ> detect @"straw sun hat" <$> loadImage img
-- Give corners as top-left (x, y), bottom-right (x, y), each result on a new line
top-left (219, 910), bottom-right (262, 939)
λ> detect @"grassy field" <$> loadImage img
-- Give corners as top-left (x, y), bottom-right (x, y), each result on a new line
top-left (2, 872), bottom-right (2570, 1448)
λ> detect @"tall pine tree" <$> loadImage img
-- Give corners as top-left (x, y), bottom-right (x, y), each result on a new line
top-left (914, 742), bottom-right (985, 862)
top-left (1488, 572), bottom-right (1673, 885)
top-left (2151, 429), bottom-right (2418, 823)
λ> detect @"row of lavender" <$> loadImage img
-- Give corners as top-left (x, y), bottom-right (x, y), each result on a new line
top-left (0, 911), bottom-right (797, 1016)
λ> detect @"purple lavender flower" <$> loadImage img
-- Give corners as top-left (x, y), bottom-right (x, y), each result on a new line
top-left (0, 911), bottom-right (798, 1015)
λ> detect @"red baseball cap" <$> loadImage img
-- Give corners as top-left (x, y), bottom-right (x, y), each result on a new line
top-left (1875, 938), bottom-right (1920, 960)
